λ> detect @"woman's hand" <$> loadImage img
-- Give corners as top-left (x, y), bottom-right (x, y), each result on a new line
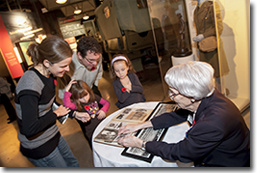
top-left (117, 135), bottom-right (143, 148)
top-left (118, 121), bottom-right (153, 136)
top-left (53, 105), bottom-right (71, 117)
top-left (97, 110), bottom-right (106, 120)
top-left (75, 112), bottom-right (91, 123)
top-left (65, 79), bottom-right (77, 92)
top-left (118, 124), bottom-right (140, 136)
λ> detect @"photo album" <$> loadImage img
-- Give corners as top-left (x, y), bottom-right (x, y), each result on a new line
top-left (94, 107), bottom-right (154, 147)
top-left (94, 102), bottom-right (178, 162)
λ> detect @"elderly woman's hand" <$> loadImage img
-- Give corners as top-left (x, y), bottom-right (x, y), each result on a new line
top-left (117, 135), bottom-right (143, 148)
top-left (118, 121), bottom-right (153, 136)
top-left (118, 124), bottom-right (140, 136)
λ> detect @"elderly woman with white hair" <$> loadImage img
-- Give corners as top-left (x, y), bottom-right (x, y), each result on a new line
top-left (118, 61), bottom-right (250, 167)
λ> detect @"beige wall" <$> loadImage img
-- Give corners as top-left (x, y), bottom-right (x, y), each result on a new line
top-left (218, 0), bottom-right (250, 109)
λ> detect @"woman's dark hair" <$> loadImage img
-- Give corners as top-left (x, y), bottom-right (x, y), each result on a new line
top-left (26, 35), bottom-right (73, 65)
top-left (77, 36), bottom-right (102, 58)
top-left (70, 80), bottom-right (95, 111)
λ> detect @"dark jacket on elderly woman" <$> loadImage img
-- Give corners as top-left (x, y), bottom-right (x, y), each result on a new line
top-left (147, 89), bottom-right (250, 167)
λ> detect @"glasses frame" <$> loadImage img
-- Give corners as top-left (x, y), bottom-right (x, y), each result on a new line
top-left (168, 88), bottom-right (180, 99)
top-left (83, 52), bottom-right (101, 65)
top-left (84, 57), bottom-right (100, 64)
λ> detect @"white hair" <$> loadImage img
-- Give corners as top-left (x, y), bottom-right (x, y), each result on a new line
top-left (164, 61), bottom-right (215, 100)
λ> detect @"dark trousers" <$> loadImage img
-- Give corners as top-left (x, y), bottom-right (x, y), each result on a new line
top-left (77, 85), bottom-right (103, 149)
top-left (92, 84), bottom-right (102, 97)
top-left (0, 93), bottom-right (17, 121)
top-left (76, 117), bottom-right (103, 149)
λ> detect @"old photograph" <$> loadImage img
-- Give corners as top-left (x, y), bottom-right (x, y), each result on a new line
top-left (94, 120), bottom-right (136, 147)
top-left (112, 108), bottom-right (153, 123)
top-left (121, 102), bottom-right (177, 162)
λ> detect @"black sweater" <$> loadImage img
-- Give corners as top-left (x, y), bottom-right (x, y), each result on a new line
top-left (15, 67), bottom-right (60, 159)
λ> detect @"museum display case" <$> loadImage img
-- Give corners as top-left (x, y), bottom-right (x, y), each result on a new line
top-left (147, 0), bottom-right (250, 111)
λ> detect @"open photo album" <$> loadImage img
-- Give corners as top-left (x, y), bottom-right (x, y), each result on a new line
top-left (94, 102), bottom-right (177, 162)
top-left (121, 102), bottom-right (177, 162)
top-left (94, 107), bottom-right (154, 147)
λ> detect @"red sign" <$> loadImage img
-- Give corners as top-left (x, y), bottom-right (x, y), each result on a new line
top-left (0, 15), bottom-right (24, 78)
top-left (64, 37), bottom-right (76, 44)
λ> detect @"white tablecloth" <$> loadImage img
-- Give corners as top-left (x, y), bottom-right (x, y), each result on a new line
top-left (92, 102), bottom-right (191, 167)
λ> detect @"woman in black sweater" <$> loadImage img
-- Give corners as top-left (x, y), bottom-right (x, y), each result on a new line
top-left (15, 36), bottom-right (89, 167)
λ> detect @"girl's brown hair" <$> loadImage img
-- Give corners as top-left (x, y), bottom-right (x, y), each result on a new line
top-left (70, 80), bottom-right (95, 111)
top-left (110, 54), bottom-right (135, 79)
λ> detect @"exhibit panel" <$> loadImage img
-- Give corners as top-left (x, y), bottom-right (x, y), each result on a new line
top-left (0, 11), bottom-right (46, 79)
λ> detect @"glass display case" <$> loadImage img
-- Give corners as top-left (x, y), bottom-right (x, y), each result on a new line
top-left (147, 0), bottom-right (250, 110)
top-left (146, 0), bottom-right (194, 101)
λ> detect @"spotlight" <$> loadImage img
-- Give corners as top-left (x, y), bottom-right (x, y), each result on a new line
top-left (56, 0), bottom-right (67, 4)
top-left (83, 14), bottom-right (89, 20)
top-left (74, 6), bottom-right (82, 14)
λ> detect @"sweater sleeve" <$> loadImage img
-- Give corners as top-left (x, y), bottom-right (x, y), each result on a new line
top-left (99, 98), bottom-right (110, 113)
top-left (62, 91), bottom-right (77, 110)
top-left (151, 110), bottom-right (188, 130)
top-left (19, 94), bottom-right (57, 139)
top-left (130, 73), bottom-right (143, 93)
top-left (145, 121), bottom-right (224, 163)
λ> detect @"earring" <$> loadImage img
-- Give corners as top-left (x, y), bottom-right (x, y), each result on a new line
top-left (46, 68), bottom-right (51, 75)
top-left (191, 99), bottom-right (195, 103)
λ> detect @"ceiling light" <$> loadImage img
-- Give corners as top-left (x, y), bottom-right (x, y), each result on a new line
top-left (56, 0), bottom-right (67, 4)
top-left (74, 6), bottom-right (82, 15)
top-left (83, 14), bottom-right (89, 20)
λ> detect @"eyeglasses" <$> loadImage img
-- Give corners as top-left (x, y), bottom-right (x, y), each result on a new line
top-left (84, 52), bottom-right (101, 65)
top-left (168, 89), bottom-right (179, 98)
top-left (84, 57), bottom-right (100, 64)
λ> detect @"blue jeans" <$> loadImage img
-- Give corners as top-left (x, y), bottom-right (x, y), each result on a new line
top-left (28, 136), bottom-right (79, 167)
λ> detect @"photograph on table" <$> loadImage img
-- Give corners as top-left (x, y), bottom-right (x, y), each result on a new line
top-left (121, 102), bottom-right (177, 162)
top-left (149, 102), bottom-right (177, 118)
top-left (112, 108), bottom-right (153, 123)
top-left (94, 120), bottom-right (136, 147)
top-left (94, 107), bottom-right (154, 147)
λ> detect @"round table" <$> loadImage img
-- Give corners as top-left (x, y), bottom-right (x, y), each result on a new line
top-left (92, 102), bottom-right (192, 167)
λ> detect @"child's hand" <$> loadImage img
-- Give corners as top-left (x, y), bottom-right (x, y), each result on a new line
top-left (97, 110), bottom-right (106, 120)
top-left (75, 112), bottom-right (91, 123)
top-left (65, 79), bottom-right (77, 92)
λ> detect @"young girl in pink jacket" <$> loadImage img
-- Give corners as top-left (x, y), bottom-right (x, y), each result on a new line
top-left (63, 79), bottom-right (110, 148)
